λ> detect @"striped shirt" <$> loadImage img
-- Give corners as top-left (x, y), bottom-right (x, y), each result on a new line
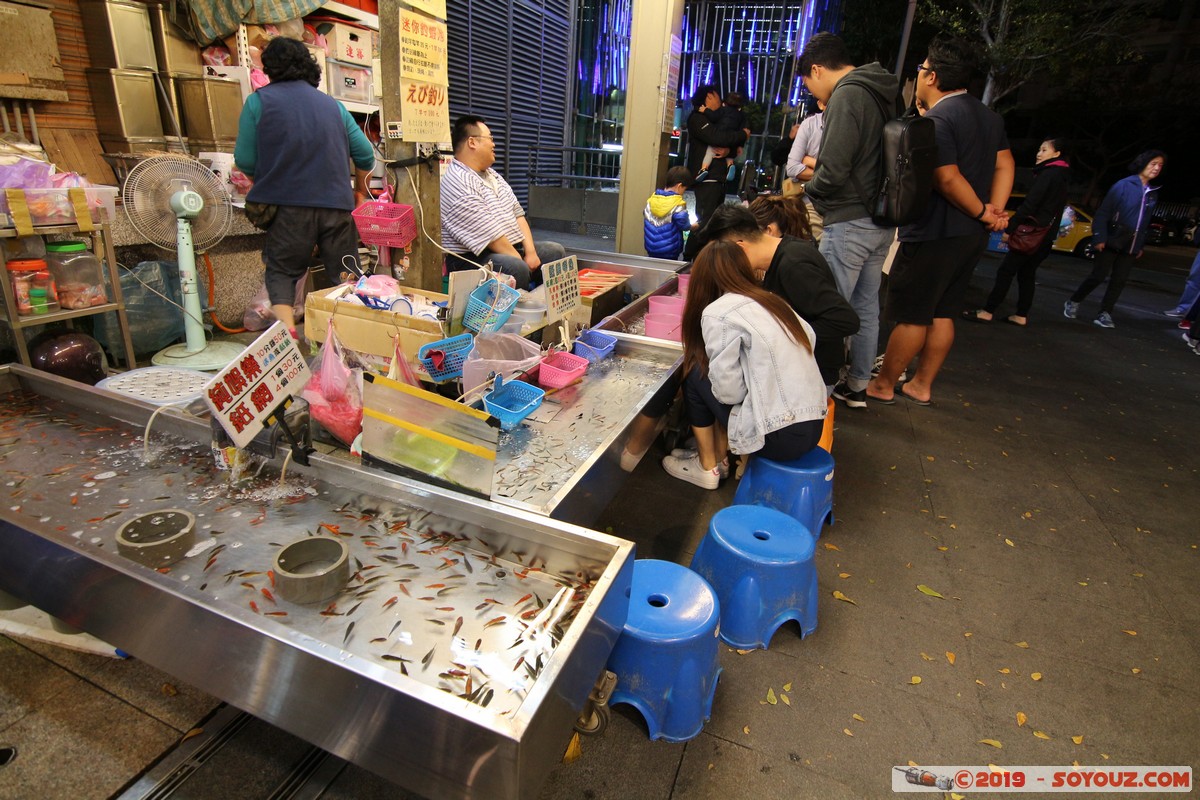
top-left (440, 159), bottom-right (525, 255)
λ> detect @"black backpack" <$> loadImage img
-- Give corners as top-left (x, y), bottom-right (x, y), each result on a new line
top-left (851, 89), bottom-right (938, 227)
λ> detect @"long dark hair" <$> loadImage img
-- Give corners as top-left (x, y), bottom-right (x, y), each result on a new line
top-left (748, 194), bottom-right (813, 240)
top-left (682, 240), bottom-right (812, 376)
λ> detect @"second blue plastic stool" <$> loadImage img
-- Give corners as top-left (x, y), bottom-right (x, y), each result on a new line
top-left (690, 504), bottom-right (818, 650)
top-left (732, 446), bottom-right (835, 536)
top-left (605, 559), bottom-right (722, 742)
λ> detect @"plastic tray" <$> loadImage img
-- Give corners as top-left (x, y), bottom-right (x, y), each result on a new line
top-left (482, 375), bottom-right (544, 431)
top-left (572, 329), bottom-right (617, 362)
top-left (537, 351), bottom-right (588, 389)
top-left (417, 333), bottom-right (474, 383)
top-left (462, 279), bottom-right (520, 334)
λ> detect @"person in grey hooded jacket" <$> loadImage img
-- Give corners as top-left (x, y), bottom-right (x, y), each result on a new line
top-left (798, 33), bottom-right (902, 409)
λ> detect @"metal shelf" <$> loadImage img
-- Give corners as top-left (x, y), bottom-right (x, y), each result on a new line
top-left (341, 100), bottom-right (378, 115)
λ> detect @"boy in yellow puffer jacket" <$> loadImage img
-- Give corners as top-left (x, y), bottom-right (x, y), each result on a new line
top-left (644, 166), bottom-right (696, 260)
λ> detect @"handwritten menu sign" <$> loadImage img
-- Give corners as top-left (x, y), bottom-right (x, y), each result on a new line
top-left (203, 322), bottom-right (311, 448)
top-left (542, 255), bottom-right (581, 322)
top-left (399, 8), bottom-right (451, 143)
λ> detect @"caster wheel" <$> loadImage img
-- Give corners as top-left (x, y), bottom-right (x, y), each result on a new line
top-left (573, 702), bottom-right (610, 736)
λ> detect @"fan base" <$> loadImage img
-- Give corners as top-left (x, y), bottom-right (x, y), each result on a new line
top-left (152, 340), bottom-right (246, 371)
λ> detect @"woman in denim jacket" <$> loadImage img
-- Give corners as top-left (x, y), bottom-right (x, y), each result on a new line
top-left (662, 240), bottom-right (828, 489)
top-left (1065, 150), bottom-right (1165, 329)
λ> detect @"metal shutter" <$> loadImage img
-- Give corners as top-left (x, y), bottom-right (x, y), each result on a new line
top-left (446, 0), bottom-right (570, 206)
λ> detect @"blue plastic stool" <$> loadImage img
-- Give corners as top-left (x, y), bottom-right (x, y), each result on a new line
top-left (732, 447), bottom-right (835, 536)
top-left (690, 505), bottom-right (818, 650)
top-left (606, 559), bottom-right (722, 742)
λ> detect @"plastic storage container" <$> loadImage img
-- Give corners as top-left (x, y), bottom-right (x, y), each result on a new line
top-left (45, 241), bottom-right (108, 309)
top-left (327, 59), bottom-right (373, 104)
top-left (0, 187), bottom-right (119, 229)
top-left (5, 258), bottom-right (60, 316)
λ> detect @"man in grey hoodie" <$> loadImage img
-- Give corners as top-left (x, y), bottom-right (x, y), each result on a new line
top-left (799, 33), bottom-right (901, 409)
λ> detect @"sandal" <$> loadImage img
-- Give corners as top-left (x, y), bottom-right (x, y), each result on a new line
top-left (961, 309), bottom-right (993, 323)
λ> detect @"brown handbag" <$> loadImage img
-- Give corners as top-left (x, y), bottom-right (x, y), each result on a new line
top-left (1006, 221), bottom-right (1051, 255)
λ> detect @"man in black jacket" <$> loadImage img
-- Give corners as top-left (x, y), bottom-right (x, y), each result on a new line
top-left (685, 84), bottom-right (749, 236)
top-left (704, 204), bottom-right (859, 388)
top-left (799, 33), bottom-right (900, 408)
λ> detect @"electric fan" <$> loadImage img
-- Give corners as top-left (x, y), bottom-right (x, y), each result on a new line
top-left (123, 154), bottom-right (244, 370)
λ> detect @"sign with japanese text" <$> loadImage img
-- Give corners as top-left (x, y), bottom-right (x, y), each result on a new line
top-left (542, 255), bottom-right (581, 323)
top-left (400, 78), bottom-right (451, 143)
top-left (203, 322), bottom-right (311, 449)
top-left (399, 9), bottom-right (448, 85)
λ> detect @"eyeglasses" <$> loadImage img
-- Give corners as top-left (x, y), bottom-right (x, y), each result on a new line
top-left (916, 64), bottom-right (932, 75)
top-left (471, 134), bottom-right (494, 141)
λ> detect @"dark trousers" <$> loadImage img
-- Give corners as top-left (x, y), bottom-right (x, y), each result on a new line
top-left (984, 242), bottom-right (1052, 316)
top-left (1186, 292), bottom-right (1200, 343)
top-left (1070, 248), bottom-right (1136, 314)
top-left (683, 367), bottom-right (822, 462)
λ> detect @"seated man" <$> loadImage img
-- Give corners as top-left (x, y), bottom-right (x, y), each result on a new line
top-left (441, 115), bottom-right (565, 288)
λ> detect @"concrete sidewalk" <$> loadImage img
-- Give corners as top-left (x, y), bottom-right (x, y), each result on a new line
top-left (1, 248), bottom-right (1197, 800)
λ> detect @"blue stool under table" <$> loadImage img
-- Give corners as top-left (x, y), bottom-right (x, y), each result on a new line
top-left (690, 504), bottom-right (818, 650)
top-left (732, 446), bottom-right (835, 536)
top-left (605, 559), bottom-right (722, 743)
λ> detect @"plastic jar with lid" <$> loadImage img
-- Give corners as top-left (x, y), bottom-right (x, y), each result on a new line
top-left (44, 241), bottom-right (107, 310)
top-left (5, 258), bottom-right (60, 316)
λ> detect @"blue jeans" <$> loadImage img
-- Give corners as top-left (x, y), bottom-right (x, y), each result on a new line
top-left (447, 240), bottom-right (566, 290)
top-left (818, 218), bottom-right (895, 389)
top-left (1171, 249), bottom-right (1200, 314)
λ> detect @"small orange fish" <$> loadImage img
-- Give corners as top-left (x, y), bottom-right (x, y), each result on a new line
top-left (484, 616), bottom-right (506, 628)
top-left (267, 570), bottom-right (276, 588)
top-left (264, 611), bottom-right (288, 617)
top-left (426, 583), bottom-right (445, 589)
top-left (261, 588), bottom-right (276, 604)
top-left (249, 600), bottom-right (260, 614)
top-left (515, 593), bottom-right (533, 605)
top-left (382, 596), bottom-right (398, 609)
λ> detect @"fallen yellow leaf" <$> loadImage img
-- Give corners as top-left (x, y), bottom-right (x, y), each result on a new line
top-left (838, 572), bottom-right (851, 578)
top-left (937, 546), bottom-right (949, 551)
top-left (964, 631), bottom-right (973, 637)
top-left (843, 727), bottom-right (854, 736)
top-left (766, 688), bottom-right (777, 705)
top-left (735, 649), bottom-right (754, 655)
top-left (998, 668), bottom-right (1011, 674)
top-left (909, 676), bottom-right (922, 685)
top-left (562, 732), bottom-right (583, 764)
top-left (908, 760), bottom-right (920, 767)
top-left (1078, 581), bottom-right (1088, 586)
top-left (1122, 629), bottom-right (1137, 636)
top-left (781, 694), bottom-right (791, 706)
top-left (976, 679), bottom-right (986, 686)
top-left (926, 455), bottom-right (935, 461)
top-left (743, 726), bottom-right (750, 735)
top-left (951, 794), bottom-right (966, 800)
top-left (950, 524), bottom-right (957, 529)
top-left (1016, 711), bottom-right (1027, 726)
top-left (946, 651), bottom-right (956, 665)
top-left (852, 713), bottom-right (866, 722)
top-left (1031, 672), bottom-right (1043, 681)
top-left (824, 542), bottom-right (842, 551)
top-left (161, 683), bottom-right (179, 697)
top-left (920, 652), bottom-right (933, 661)
top-left (1131, 668), bottom-right (1142, 674)
top-left (978, 739), bottom-right (1003, 748)
top-left (1015, 641), bottom-right (1030, 648)
top-left (181, 728), bottom-right (204, 742)
top-left (1005, 538), bottom-right (1015, 547)
top-left (832, 590), bottom-right (857, 605)
top-left (783, 682), bottom-right (792, 691)
top-left (1033, 730), bottom-right (1051, 740)
top-left (916, 584), bottom-right (945, 599)
top-left (1072, 735), bottom-right (1084, 745)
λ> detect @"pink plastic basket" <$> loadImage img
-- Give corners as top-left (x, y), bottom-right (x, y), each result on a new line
top-left (537, 351), bottom-right (589, 389)
top-left (352, 201), bottom-right (418, 248)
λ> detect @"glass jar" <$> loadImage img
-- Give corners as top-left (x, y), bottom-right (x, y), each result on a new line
top-left (5, 258), bottom-right (60, 316)
top-left (44, 241), bottom-right (107, 310)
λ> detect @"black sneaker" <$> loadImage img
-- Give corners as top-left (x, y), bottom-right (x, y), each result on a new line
top-left (833, 379), bottom-right (867, 408)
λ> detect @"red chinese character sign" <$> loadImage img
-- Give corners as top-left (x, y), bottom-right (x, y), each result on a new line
top-left (399, 9), bottom-right (450, 143)
top-left (203, 322), bottom-right (311, 449)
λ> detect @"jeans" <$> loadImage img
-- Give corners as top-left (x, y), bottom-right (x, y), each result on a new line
top-left (819, 218), bottom-right (895, 389)
top-left (447, 240), bottom-right (565, 290)
top-left (1071, 248), bottom-right (1136, 314)
top-left (1171, 249), bottom-right (1200, 314)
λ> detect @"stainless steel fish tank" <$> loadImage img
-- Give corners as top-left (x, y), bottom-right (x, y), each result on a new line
top-left (0, 364), bottom-right (635, 800)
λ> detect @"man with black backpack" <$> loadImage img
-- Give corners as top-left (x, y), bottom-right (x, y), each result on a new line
top-left (799, 33), bottom-right (902, 408)
top-left (867, 36), bottom-right (1013, 406)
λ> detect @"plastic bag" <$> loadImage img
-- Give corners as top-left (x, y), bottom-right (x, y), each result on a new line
top-left (301, 319), bottom-right (364, 446)
top-left (462, 333), bottom-right (543, 396)
top-left (386, 335), bottom-right (421, 387)
top-left (93, 260), bottom-right (185, 356)
top-left (242, 275), bottom-right (307, 332)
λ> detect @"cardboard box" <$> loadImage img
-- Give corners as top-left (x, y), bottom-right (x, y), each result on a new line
top-left (304, 285), bottom-right (449, 377)
top-left (326, 22), bottom-right (373, 65)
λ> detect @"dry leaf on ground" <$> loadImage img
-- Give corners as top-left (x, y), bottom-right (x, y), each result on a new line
top-left (1033, 730), bottom-right (1051, 740)
top-left (1016, 711), bottom-right (1027, 727)
top-left (1031, 672), bottom-right (1043, 681)
top-left (1072, 735), bottom-right (1084, 744)
top-left (916, 584), bottom-right (945, 598)
top-left (909, 676), bottom-right (922, 685)
top-left (946, 652), bottom-right (956, 665)
top-left (978, 739), bottom-right (1003, 748)
top-left (832, 590), bottom-right (857, 605)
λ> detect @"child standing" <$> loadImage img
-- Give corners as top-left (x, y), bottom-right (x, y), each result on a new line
top-left (697, 92), bottom-right (748, 183)
top-left (644, 166), bottom-right (696, 260)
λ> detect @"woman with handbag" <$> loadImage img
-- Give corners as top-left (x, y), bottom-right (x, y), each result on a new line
top-left (1064, 150), bottom-right (1165, 329)
top-left (963, 138), bottom-right (1070, 326)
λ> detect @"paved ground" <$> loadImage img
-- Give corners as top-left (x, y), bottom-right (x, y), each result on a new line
top-left (2, 243), bottom-right (1197, 799)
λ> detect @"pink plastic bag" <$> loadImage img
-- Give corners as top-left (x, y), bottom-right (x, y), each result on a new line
top-left (301, 320), bottom-right (363, 445)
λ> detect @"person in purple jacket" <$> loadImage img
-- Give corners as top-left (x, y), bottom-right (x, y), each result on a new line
top-left (1064, 150), bottom-right (1165, 329)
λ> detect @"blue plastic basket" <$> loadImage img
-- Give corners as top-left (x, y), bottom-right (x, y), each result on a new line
top-left (417, 333), bottom-right (474, 383)
top-left (463, 279), bottom-right (520, 333)
top-left (572, 329), bottom-right (618, 362)
top-left (482, 375), bottom-right (545, 431)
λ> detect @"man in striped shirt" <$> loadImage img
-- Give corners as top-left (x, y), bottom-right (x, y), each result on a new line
top-left (441, 115), bottom-right (565, 288)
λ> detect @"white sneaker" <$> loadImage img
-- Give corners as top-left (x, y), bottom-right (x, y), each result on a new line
top-left (662, 453), bottom-right (721, 489)
top-left (669, 448), bottom-right (729, 478)
top-left (619, 448), bottom-right (642, 473)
